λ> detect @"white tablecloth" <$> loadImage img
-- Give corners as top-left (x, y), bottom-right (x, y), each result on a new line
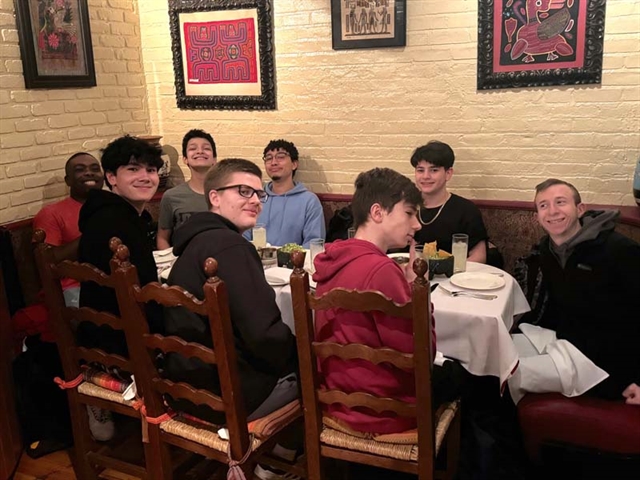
top-left (273, 262), bottom-right (530, 388)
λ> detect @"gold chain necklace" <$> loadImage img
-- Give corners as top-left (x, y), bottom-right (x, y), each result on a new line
top-left (418, 193), bottom-right (451, 226)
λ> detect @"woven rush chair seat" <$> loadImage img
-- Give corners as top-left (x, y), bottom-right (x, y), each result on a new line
top-left (321, 400), bottom-right (460, 462)
top-left (77, 381), bottom-right (135, 407)
top-left (160, 400), bottom-right (301, 453)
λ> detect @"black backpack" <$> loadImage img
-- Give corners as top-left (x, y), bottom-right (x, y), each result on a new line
top-left (326, 205), bottom-right (353, 242)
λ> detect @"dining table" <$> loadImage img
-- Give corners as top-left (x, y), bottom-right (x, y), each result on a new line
top-left (271, 261), bottom-right (530, 389)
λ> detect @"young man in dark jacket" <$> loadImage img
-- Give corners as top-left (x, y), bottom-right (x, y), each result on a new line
top-left (509, 179), bottom-right (640, 404)
top-left (77, 135), bottom-right (164, 440)
top-left (164, 158), bottom-right (298, 425)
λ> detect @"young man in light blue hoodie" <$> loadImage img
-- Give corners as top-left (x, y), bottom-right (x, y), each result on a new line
top-left (245, 139), bottom-right (325, 247)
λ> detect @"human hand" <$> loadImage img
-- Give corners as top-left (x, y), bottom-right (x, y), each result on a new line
top-left (622, 383), bottom-right (640, 405)
top-left (404, 239), bottom-right (417, 283)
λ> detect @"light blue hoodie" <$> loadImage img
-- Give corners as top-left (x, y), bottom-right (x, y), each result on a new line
top-left (244, 181), bottom-right (325, 248)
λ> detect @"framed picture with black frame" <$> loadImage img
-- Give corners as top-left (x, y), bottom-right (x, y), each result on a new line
top-left (168, 0), bottom-right (276, 110)
top-left (331, 0), bottom-right (407, 50)
top-left (477, 0), bottom-right (606, 90)
top-left (14, 0), bottom-right (96, 89)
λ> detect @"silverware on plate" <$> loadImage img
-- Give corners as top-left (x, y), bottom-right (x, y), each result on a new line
top-left (438, 285), bottom-right (497, 300)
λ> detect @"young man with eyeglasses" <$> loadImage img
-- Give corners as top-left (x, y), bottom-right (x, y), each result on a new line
top-left (244, 139), bottom-right (325, 248)
top-left (157, 129), bottom-right (217, 249)
top-left (164, 158), bottom-right (298, 428)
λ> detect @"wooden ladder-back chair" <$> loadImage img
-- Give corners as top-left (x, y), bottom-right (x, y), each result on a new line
top-left (290, 252), bottom-right (461, 480)
top-left (112, 244), bottom-right (303, 480)
top-left (32, 230), bottom-right (156, 480)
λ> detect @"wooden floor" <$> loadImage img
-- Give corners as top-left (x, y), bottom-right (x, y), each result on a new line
top-left (13, 449), bottom-right (140, 480)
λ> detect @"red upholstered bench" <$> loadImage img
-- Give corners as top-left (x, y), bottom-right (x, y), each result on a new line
top-left (518, 393), bottom-right (640, 463)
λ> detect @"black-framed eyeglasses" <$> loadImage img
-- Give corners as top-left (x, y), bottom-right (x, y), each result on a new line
top-left (215, 184), bottom-right (268, 203)
top-left (262, 152), bottom-right (291, 163)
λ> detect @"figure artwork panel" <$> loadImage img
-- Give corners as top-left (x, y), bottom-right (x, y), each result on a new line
top-left (477, 0), bottom-right (606, 89)
top-left (169, 0), bottom-right (276, 110)
top-left (331, 0), bottom-right (406, 50)
top-left (15, 0), bottom-right (96, 88)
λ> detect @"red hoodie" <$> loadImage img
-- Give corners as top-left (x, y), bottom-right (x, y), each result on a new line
top-left (312, 239), bottom-right (435, 434)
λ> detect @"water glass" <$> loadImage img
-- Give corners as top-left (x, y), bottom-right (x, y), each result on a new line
top-left (452, 233), bottom-right (469, 273)
top-left (347, 227), bottom-right (356, 239)
top-left (253, 223), bottom-right (267, 248)
top-left (309, 238), bottom-right (325, 272)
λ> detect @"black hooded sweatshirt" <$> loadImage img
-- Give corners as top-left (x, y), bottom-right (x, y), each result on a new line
top-left (163, 211), bottom-right (297, 422)
top-left (77, 189), bottom-right (160, 356)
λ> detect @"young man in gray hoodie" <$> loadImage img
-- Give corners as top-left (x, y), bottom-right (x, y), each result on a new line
top-left (509, 179), bottom-right (640, 405)
top-left (244, 139), bottom-right (325, 247)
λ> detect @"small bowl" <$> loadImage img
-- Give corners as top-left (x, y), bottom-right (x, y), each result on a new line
top-left (277, 249), bottom-right (305, 269)
top-left (427, 255), bottom-right (454, 280)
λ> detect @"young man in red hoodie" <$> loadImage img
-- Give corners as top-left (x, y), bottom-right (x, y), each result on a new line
top-left (312, 167), bottom-right (467, 434)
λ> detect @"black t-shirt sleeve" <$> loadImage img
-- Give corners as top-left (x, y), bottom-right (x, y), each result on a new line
top-left (461, 200), bottom-right (488, 250)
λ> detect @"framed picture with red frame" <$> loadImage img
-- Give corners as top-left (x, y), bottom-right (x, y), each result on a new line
top-left (15, 0), bottom-right (96, 89)
top-left (168, 0), bottom-right (276, 110)
top-left (477, 0), bottom-right (606, 90)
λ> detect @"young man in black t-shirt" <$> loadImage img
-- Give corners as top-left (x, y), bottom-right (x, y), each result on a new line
top-left (410, 141), bottom-right (489, 262)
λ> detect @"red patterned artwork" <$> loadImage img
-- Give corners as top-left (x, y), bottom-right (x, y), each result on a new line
top-left (183, 18), bottom-right (258, 85)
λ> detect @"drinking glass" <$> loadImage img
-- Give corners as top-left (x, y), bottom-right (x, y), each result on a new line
top-left (415, 245), bottom-right (424, 259)
top-left (253, 223), bottom-right (267, 248)
top-left (309, 238), bottom-right (325, 273)
top-left (347, 227), bottom-right (356, 239)
top-left (452, 233), bottom-right (469, 273)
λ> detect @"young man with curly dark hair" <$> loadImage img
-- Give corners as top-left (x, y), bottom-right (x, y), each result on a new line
top-left (244, 139), bottom-right (325, 247)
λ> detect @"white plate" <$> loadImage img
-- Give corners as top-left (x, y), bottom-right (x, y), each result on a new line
top-left (265, 267), bottom-right (292, 286)
top-left (450, 272), bottom-right (505, 291)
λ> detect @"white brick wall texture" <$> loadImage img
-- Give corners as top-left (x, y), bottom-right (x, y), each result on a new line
top-left (1, 0), bottom-right (639, 225)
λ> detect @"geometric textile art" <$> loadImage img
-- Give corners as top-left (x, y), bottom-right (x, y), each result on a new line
top-left (184, 18), bottom-right (258, 84)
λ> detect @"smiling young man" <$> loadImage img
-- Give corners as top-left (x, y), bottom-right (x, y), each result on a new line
top-left (163, 159), bottom-right (298, 429)
top-left (157, 129), bottom-right (217, 249)
top-left (411, 141), bottom-right (489, 263)
top-left (33, 152), bottom-right (104, 306)
top-left (313, 168), bottom-right (468, 434)
top-left (245, 139), bottom-right (324, 247)
top-left (509, 179), bottom-right (640, 405)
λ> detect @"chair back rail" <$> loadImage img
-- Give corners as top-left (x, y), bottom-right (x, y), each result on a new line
top-left (290, 250), bottom-right (438, 479)
top-left (113, 251), bottom-right (252, 464)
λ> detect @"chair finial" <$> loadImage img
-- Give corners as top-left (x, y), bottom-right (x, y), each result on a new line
top-left (109, 237), bottom-right (122, 253)
top-left (116, 244), bottom-right (130, 263)
top-left (204, 257), bottom-right (218, 280)
top-left (32, 229), bottom-right (46, 244)
top-left (291, 250), bottom-right (305, 271)
top-left (413, 257), bottom-right (428, 279)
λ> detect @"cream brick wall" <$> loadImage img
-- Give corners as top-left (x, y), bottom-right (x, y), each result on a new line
top-left (1, 1), bottom-right (639, 226)
top-left (139, 0), bottom-right (640, 205)
top-left (0, 0), bottom-right (149, 224)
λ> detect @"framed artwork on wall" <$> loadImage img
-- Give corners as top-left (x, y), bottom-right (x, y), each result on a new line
top-left (168, 0), bottom-right (276, 110)
top-left (477, 0), bottom-right (606, 90)
top-left (331, 0), bottom-right (407, 50)
top-left (15, 0), bottom-right (96, 89)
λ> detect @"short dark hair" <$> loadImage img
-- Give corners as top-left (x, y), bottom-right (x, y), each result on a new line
top-left (263, 139), bottom-right (299, 177)
top-left (182, 129), bottom-right (217, 157)
top-left (204, 158), bottom-right (263, 209)
top-left (101, 135), bottom-right (164, 189)
top-left (410, 141), bottom-right (455, 169)
top-left (351, 168), bottom-right (423, 229)
top-left (64, 152), bottom-right (97, 176)
top-left (534, 178), bottom-right (582, 210)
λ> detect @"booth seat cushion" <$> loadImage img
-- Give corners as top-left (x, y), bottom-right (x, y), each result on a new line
top-left (518, 393), bottom-right (640, 461)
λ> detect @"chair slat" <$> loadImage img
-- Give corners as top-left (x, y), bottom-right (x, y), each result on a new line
top-left (317, 389), bottom-right (416, 417)
top-left (64, 307), bottom-right (123, 330)
top-left (143, 334), bottom-right (217, 365)
top-left (55, 261), bottom-right (115, 288)
top-left (76, 347), bottom-right (131, 372)
top-left (309, 289), bottom-right (412, 318)
top-left (152, 378), bottom-right (225, 413)
top-left (312, 342), bottom-right (414, 370)
top-left (134, 283), bottom-right (208, 316)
